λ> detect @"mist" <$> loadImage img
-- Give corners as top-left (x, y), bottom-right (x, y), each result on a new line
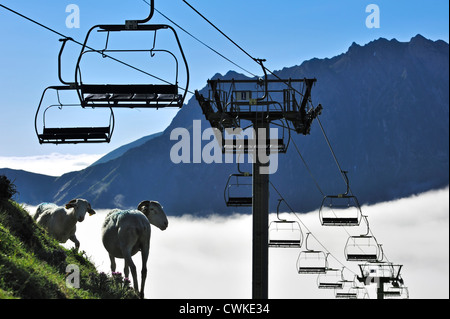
top-left (24, 187), bottom-right (449, 299)
top-left (0, 153), bottom-right (103, 177)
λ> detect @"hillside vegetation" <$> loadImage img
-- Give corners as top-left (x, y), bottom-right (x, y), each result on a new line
top-left (0, 177), bottom-right (138, 299)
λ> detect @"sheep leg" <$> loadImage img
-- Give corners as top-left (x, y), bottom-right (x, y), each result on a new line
top-left (124, 260), bottom-right (130, 279)
top-left (122, 251), bottom-right (138, 295)
top-left (109, 254), bottom-right (116, 273)
top-left (118, 236), bottom-right (138, 295)
top-left (139, 243), bottom-right (150, 299)
top-left (69, 234), bottom-right (80, 251)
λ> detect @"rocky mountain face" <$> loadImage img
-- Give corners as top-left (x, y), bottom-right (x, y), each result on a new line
top-left (2, 35), bottom-right (448, 216)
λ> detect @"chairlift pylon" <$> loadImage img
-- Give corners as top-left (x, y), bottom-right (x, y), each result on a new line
top-left (195, 59), bottom-right (321, 155)
top-left (357, 262), bottom-right (404, 284)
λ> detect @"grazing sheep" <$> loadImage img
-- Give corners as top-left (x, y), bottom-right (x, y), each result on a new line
top-left (33, 199), bottom-right (96, 250)
top-left (101, 200), bottom-right (168, 299)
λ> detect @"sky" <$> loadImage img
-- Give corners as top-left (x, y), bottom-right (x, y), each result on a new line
top-left (23, 187), bottom-right (449, 299)
top-left (0, 0), bottom-right (448, 167)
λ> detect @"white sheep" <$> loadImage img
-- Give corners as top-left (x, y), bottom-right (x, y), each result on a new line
top-left (33, 198), bottom-right (96, 250)
top-left (101, 200), bottom-right (168, 299)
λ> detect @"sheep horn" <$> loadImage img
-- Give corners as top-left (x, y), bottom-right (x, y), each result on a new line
top-left (65, 199), bottom-right (77, 209)
top-left (137, 200), bottom-right (151, 213)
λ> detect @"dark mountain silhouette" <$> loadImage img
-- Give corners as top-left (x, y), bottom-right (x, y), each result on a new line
top-left (2, 34), bottom-right (448, 216)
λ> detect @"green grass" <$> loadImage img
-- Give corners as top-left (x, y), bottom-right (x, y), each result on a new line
top-left (0, 198), bottom-right (138, 299)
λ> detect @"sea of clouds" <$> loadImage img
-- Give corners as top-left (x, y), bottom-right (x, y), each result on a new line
top-left (0, 153), bottom-right (103, 176)
top-left (23, 187), bottom-right (449, 299)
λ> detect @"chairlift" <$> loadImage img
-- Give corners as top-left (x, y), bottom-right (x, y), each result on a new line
top-left (319, 171), bottom-right (362, 226)
top-left (344, 216), bottom-right (382, 262)
top-left (268, 199), bottom-right (303, 248)
top-left (224, 171), bottom-right (252, 207)
top-left (335, 281), bottom-right (369, 299)
top-left (222, 120), bottom-right (288, 155)
top-left (384, 285), bottom-right (409, 299)
top-left (35, 86), bottom-right (114, 144)
top-left (357, 262), bottom-right (404, 283)
top-left (64, 0), bottom-right (189, 109)
top-left (297, 233), bottom-right (328, 274)
top-left (317, 268), bottom-right (345, 289)
top-left (195, 62), bottom-right (321, 139)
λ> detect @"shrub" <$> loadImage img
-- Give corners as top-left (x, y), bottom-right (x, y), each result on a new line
top-left (86, 271), bottom-right (138, 299)
top-left (0, 175), bottom-right (17, 200)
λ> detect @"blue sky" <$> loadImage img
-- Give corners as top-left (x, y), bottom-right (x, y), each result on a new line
top-left (0, 0), bottom-right (448, 165)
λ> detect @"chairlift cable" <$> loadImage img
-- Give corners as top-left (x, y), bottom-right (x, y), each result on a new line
top-left (182, 0), bottom-right (257, 63)
top-left (269, 180), bottom-right (357, 276)
top-left (290, 137), bottom-right (326, 197)
top-left (181, 0), bottom-right (307, 98)
top-left (316, 117), bottom-right (349, 188)
top-left (142, 0), bottom-right (258, 78)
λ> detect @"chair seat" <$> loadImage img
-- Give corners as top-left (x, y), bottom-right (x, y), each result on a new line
top-left (322, 217), bottom-right (360, 226)
top-left (39, 127), bottom-right (111, 144)
top-left (81, 84), bottom-right (182, 107)
top-left (226, 197), bottom-right (252, 207)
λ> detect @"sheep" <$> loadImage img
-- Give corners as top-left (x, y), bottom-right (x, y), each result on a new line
top-left (33, 198), bottom-right (96, 250)
top-left (101, 200), bottom-right (168, 299)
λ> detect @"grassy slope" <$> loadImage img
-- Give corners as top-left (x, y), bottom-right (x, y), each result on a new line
top-left (0, 199), bottom-right (138, 299)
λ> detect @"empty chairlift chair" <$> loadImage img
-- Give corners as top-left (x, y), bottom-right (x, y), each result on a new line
top-left (71, 1), bottom-right (189, 109)
top-left (297, 233), bottom-right (328, 274)
top-left (268, 200), bottom-right (303, 248)
top-left (383, 285), bottom-right (409, 299)
top-left (317, 268), bottom-right (345, 289)
top-left (344, 216), bottom-right (382, 262)
top-left (335, 281), bottom-right (369, 299)
top-left (224, 172), bottom-right (253, 207)
top-left (319, 171), bottom-right (362, 226)
top-left (35, 86), bottom-right (114, 145)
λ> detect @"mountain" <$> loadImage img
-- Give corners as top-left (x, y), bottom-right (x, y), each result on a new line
top-left (90, 131), bottom-right (163, 167)
top-left (1, 35), bottom-right (448, 216)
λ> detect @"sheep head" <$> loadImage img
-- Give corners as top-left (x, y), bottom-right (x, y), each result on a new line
top-left (138, 200), bottom-right (168, 231)
top-left (65, 199), bottom-right (96, 222)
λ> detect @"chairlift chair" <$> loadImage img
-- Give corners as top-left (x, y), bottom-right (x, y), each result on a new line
top-left (268, 200), bottom-right (303, 248)
top-left (319, 171), bottom-right (362, 226)
top-left (384, 285), bottom-right (409, 299)
top-left (335, 283), bottom-right (369, 299)
top-left (344, 216), bottom-right (382, 262)
top-left (317, 268), bottom-right (345, 289)
top-left (35, 86), bottom-right (114, 144)
top-left (224, 172), bottom-right (252, 207)
top-left (297, 233), bottom-right (328, 274)
top-left (63, 0), bottom-right (189, 109)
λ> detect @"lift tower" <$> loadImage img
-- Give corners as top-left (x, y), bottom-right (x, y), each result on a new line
top-left (196, 61), bottom-right (322, 299)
